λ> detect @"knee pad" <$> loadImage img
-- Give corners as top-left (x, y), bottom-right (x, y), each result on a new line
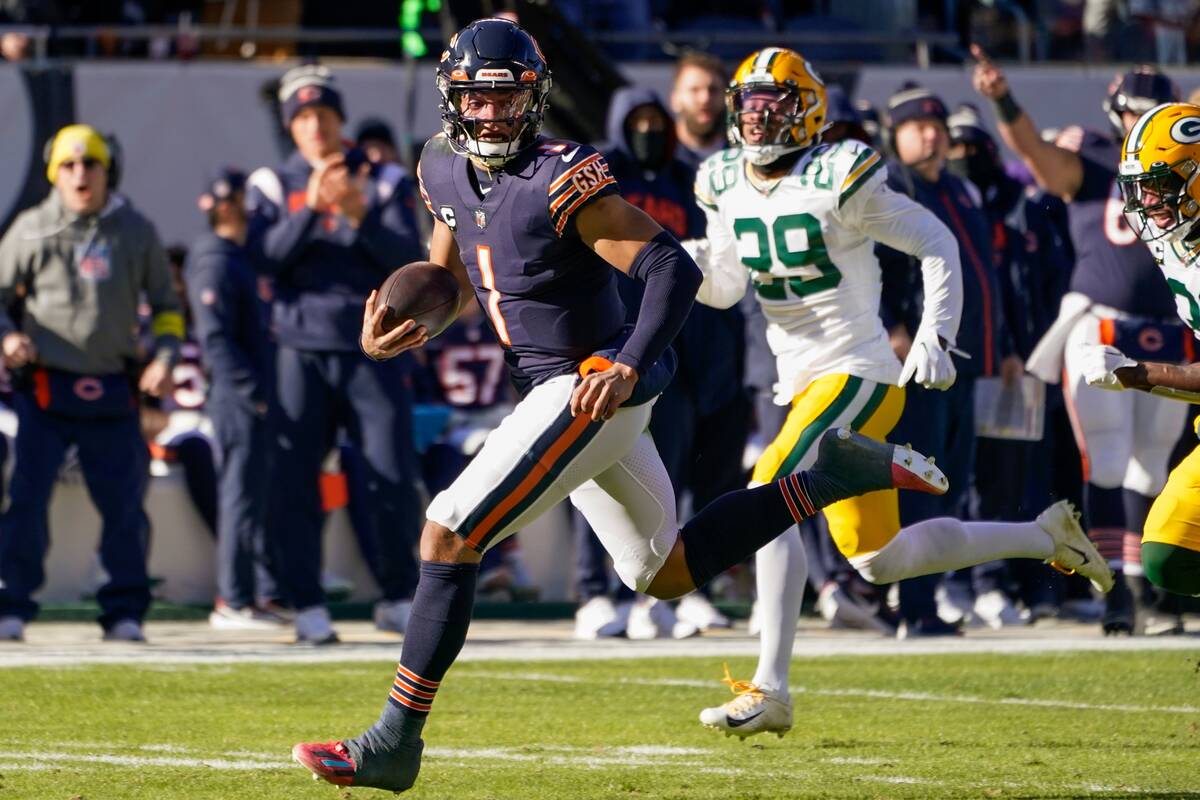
top-left (615, 527), bottom-right (677, 594)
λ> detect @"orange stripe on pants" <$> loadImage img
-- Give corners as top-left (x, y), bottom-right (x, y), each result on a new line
top-left (464, 412), bottom-right (593, 549)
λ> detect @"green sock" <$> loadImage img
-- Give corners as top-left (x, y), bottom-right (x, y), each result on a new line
top-left (1142, 541), bottom-right (1200, 597)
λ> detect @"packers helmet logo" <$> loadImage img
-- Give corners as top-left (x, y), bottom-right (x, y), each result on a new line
top-left (1170, 116), bottom-right (1200, 144)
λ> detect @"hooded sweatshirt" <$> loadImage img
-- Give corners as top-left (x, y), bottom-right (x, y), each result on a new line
top-left (0, 191), bottom-right (181, 375)
top-left (602, 86), bottom-right (745, 415)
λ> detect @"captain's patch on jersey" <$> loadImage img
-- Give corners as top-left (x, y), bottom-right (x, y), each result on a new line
top-left (440, 205), bottom-right (458, 230)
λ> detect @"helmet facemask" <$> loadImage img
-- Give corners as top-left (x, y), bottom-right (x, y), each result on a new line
top-left (1118, 159), bottom-right (1200, 244)
top-left (728, 83), bottom-right (823, 167)
top-left (437, 77), bottom-right (549, 169)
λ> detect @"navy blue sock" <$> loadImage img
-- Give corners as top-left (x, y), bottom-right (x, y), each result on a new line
top-left (349, 560), bottom-right (478, 757)
top-left (682, 476), bottom-right (814, 588)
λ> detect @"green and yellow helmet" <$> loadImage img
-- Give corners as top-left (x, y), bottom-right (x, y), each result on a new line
top-left (727, 47), bottom-right (827, 166)
top-left (1119, 102), bottom-right (1200, 243)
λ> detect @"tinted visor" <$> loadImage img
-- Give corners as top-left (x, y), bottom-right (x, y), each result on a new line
top-left (732, 86), bottom-right (805, 143)
top-left (1120, 167), bottom-right (1185, 216)
top-left (450, 87), bottom-right (534, 140)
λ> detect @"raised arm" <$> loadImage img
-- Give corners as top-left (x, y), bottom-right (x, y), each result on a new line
top-left (971, 44), bottom-right (1084, 200)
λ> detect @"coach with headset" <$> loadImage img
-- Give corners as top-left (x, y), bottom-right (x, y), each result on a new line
top-left (0, 124), bottom-right (182, 643)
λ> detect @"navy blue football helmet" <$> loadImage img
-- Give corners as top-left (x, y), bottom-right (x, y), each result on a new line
top-left (436, 18), bottom-right (553, 168)
top-left (1103, 67), bottom-right (1179, 140)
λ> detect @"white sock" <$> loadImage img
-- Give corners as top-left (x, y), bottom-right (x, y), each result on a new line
top-left (850, 517), bottom-right (1053, 585)
top-left (750, 524), bottom-right (807, 694)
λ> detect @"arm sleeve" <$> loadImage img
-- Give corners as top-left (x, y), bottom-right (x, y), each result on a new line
top-left (244, 169), bottom-right (318, 276)
top-left (186, 256), bottom-right (264, 405)
top-left (141, 226), bottom-right (183, 364)
top-left (686, 204), bottom-right (747, 309)
top-left (354, 165), bottom-right (423, 273)
top-left (615, 231), bottom-right (703, 375)
top-left (843, 170), bottom-right (963, 346)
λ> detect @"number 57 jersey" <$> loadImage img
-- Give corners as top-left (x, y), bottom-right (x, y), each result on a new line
top-left (694, 139), bottom-right (960, 402)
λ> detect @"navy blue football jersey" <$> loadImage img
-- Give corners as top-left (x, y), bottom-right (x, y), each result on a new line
top-left (417, 134), bottom-right (626, 394)
top-left (420, 311), bottom-right (513, 410)
top-left (1057, 127), bottom-right (1175, 318)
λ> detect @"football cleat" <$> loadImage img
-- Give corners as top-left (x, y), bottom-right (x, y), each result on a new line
top-left (1101, 570), bottom-right (1138, 635)
top-left (293, 738), bottom-right (424, 793)
top-left (699, 664), bottom-right (793, 740)
top-left (811, 428), bottom-right (949, 500)
top-left (292, 741), bottom-right (356, 787)
top-left (1039, 500), bottom-right (1115, 594)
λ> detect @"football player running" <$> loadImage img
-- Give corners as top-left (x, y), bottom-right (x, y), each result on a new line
top-left (1080, 101), bottom-right (1200, 602)
top-left (291, 21), bottom-right (953, 793)
top-left (688, 48), bottom-right (1114, 739)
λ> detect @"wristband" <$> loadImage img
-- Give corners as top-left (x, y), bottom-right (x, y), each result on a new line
top-left (994, 92), bottom-right (1022, 124)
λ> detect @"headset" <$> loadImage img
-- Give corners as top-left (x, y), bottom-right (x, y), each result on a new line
top-left (42, 130), bottom-right (123, 190)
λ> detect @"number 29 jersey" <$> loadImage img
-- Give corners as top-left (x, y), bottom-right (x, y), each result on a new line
top-left (695, 140), bottom-right (906, 400)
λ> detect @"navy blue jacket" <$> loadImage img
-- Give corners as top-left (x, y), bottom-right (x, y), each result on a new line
top-left (879, 165), bottom-right (1011, 379)
top-left (601, 86), bottom-right (745, 414)
top-left (184, 232), bottom-right (273, 407)
top-left (245, 151), bottom-right (422, 351)
top-left (985, 177), bottom-right (1073, 361)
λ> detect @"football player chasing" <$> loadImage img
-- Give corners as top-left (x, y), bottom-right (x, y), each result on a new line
top-left (1079, 101), bottom-right (1200, 602)
top-left (687, 48), bottom-right (1115, 739)
top-left (291, 19), bottom-right (952, 793)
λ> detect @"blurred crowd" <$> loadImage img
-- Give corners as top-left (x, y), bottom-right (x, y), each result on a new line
top-left (7, 1), bottom-right (1200, 66)
top-left (1, 27), bottom-right (1199, 647)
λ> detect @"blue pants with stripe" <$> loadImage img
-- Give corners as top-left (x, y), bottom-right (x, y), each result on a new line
top-left (209, 387), bottom-right (281, 609)
top-left (0, 392), bottom-right (151, 628)
top-left (269, 347), bottom-right (421, 610)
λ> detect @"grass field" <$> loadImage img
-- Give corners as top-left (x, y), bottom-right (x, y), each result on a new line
top-left (2, 650), bottom-right (1199, 799)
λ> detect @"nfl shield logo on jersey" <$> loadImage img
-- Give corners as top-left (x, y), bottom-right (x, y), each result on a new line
top-left (474, 209), bottom-right (488, 229)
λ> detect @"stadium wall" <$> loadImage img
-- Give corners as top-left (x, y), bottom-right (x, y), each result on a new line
top-left (7, 62), bottom-right (1200, 247)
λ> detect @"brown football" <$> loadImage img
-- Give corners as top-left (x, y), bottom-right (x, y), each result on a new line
top-left (375, 261), bottom-right (463, 339)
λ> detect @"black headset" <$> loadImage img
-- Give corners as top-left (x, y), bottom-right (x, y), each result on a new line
top-left (42, 129), bottom-right (123, 190)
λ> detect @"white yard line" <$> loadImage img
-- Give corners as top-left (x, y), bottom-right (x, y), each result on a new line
top-left (0, 744), bottom-right (1185, 795)
top-left (1, 623), bottom-right (1197, 667)
top-left (463, 670), bottom-right (1200, 715)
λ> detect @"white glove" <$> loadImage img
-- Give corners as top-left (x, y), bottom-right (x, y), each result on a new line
top-left (1079, 343), bottom-right (1137, 391)
top-left (898, 328), bottom-right (957, 390)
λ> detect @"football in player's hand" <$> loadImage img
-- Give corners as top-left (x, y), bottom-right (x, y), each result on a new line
top-left (376, 261), bottom-right (462, 338)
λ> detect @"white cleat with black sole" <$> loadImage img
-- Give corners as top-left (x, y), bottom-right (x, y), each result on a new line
top-left (1038, 499), bottom-right (1115, 594)
top-left (699, 667), bottom-right (793, 740)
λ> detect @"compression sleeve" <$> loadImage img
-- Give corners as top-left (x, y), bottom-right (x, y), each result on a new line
top-left (615, 231), bottom-right (702, 375)
top-left (847, 176), bottom-right (963, 346)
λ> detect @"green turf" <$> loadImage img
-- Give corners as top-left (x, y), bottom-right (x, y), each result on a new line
top-left (1, 651), bottom-right (1198, 799)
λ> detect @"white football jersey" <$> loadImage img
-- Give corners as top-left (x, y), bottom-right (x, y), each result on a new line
top-left (693, 139), bottom-right (960, 402)
top-left (1152, 238), bottom-right (1200, 337)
